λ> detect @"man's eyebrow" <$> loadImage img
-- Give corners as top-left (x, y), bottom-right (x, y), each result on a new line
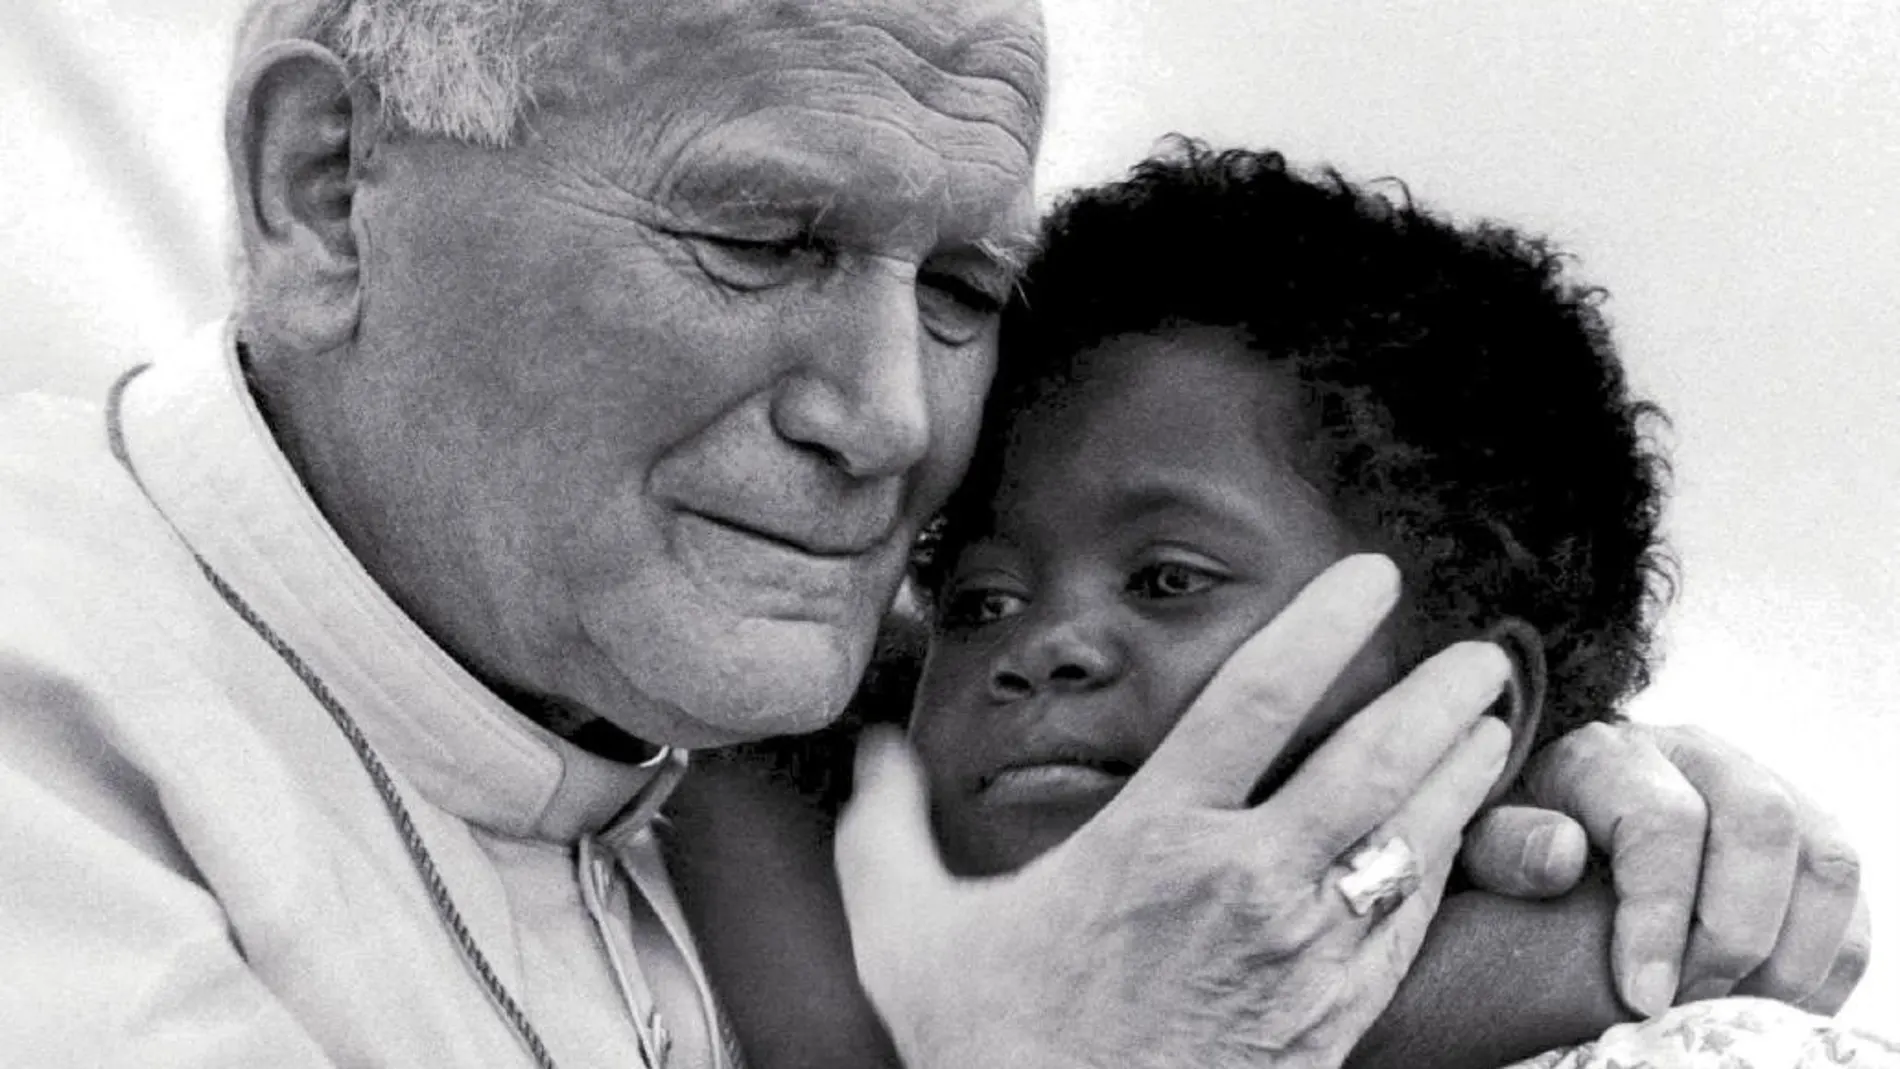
top-left (664, 153), bottom-right (839, 219)
top-left (973, 230), bottom-right (1039, 275)
top-left (666, 151), bottom-right (1041, 268)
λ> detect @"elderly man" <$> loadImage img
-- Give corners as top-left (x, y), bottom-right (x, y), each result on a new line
top-left (0, 0), bottom-right (1868, 1066)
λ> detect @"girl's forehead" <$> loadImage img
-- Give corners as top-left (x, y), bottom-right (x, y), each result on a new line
top-left (1015, 325), bottom-right (1295, 426)
top-left (993, 330), bottom-right (1310, 492)
top-left (959, 328), bottom-right (1347, 560)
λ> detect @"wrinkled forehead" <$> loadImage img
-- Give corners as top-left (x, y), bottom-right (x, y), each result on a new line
top-left (609, 0), bottom-right (1046, 119)
top-left (561, 0), bottom-right (1046, 244)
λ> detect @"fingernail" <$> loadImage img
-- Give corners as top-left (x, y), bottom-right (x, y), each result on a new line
top-left (1524, 823), bottom-right (1560, 878)
top-left (1630, 962), bottom-right (1677, 1018)
top-left (1535, 821), bottom-right (1588, 887)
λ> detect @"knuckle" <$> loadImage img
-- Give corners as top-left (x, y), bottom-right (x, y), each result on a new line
top-left (1623, 786), bottom-right (1709, 841)
top-left (1632, 889), bottom-right (1698, 930)
top-left (1126, 816), bottom-right (1283, 913)
top-left (1683, 724), bottom-right (1728, 751)
top-left (1128, 821), bottom-right (1347, 961)
top-left (1122, 808), bottom-right (1212, 867)
top-left (1217, 873), bottom-right (1324, 957)
top-left (1835, 933), bottom-right (1873, 984)
top-left (1237, 966), bottom-right (1347, 1052)
top-left (1716, 780), bottom-right (1799, 847)
top-left (1226, 669), bottom-right (1307, 724)
top-left (1572, 720), bottom-right (1631, 752)
top-left (1540, 722), bottom-right (1626, 774)
top-left (1656, 783), bottom-right (1712, 828)
top-left (1804, 840), bottom-right (1863, 893)
top-left (1696, 923), bottom-right (1778, 977)
top-left (1358, 725), bottom-right (1419, 781)
top-left (1343, 752), bottom-right (1417, 820)
top-left (1261, 897), bottom-right (1334, 955)
top-left (1662, 722), bottom-right (1716, 750)
top-left (1742, 957), bottom-right (1817, 1002)
top-left (1799, 934), bottom-right (1876, 1014)
top-left (1525, 724), bottom-right (1619, 803)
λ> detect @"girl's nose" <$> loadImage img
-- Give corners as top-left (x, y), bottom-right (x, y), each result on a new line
top-left (988, 616), bottom-right (1124, 702)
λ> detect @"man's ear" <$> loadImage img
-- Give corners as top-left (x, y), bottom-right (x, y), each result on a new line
top-left (226, 40), bottom-right (382, 352)
top-left (1480, 617), bottom-right (1548, 805)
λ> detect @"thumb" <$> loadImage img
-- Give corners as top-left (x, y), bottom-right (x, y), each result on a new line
top-left (835, 726), bottom-right (954, 956)
top-left (1460, 805), bottom-right (1590, 899)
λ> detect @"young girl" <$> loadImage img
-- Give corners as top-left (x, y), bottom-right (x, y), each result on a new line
top-left (665, 143), bottom-right (1890, 1069)
top-left (900, 134), bottom-right (1667, 879)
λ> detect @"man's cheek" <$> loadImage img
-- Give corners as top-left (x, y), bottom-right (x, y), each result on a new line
top-left (921, 349), bottom-right (998, 501)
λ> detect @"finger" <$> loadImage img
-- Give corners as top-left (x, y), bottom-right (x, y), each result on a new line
top-left (1383, 718), bottom-right (1515, 874)
top-left (1795, 893), bottom-right (1871, 1016)
top-left (1121, 553), bottom-right (1401, 811)
top-left (1648, 727), bottom-right (1801, 1003)
top-left (1735, 811), bottom-right (1863, 1005)
top-left (1352, 723), bottom-right (1512, 972)
top-left (1459, 806), bottom-right (1590, 900)
top-left (1268, 640), bottom-right (1511, 867)
top-left (1355, 841), bottom-right (1459, 988)
top-left (1527, 722), bottom-right (1708, 1017)
top-left (834, 726), bottom-right (951, 968)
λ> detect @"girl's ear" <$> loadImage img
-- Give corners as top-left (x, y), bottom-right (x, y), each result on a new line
top-left (1480, 617), bottom-right (1548, 805)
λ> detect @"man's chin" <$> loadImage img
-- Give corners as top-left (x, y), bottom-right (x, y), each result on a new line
top-left (589, 612), bottom-right (872, 748)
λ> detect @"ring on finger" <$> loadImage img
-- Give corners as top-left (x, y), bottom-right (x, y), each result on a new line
top-left (1336, 836), bottom-right (1422, 919)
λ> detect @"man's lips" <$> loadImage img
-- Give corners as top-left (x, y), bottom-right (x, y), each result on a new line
top-left (668, 509), bottom-right (899, 616)
top-left (683, 509), bottom-right (889, 558)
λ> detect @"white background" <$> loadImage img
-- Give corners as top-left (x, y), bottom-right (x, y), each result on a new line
top-left (4, 0), bottom-right (1895, 1026)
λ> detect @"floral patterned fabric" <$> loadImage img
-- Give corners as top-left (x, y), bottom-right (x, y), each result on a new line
top-left (1505, 998), bottom-right (1899, 1069)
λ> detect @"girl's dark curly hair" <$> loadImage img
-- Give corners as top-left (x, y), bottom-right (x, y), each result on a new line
top-left (924, 138), bottom-right (1677, 746)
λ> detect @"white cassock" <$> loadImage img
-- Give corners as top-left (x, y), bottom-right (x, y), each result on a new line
top-left (0, 321), bottom-right (743, 1069)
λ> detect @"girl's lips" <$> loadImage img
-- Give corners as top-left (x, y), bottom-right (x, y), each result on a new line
top-left (977, 761), bottom-right (1135, 808)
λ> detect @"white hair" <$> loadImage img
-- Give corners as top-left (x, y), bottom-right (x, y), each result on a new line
top-left (229, 0), bottom-right (578, 311)
top-left (237, 0), bottom-right (575, 146)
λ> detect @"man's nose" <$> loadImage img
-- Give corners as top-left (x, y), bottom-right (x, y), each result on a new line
top-left (989, 616), bottom-right (1125, 702)
top-left (770, 268), bottom-right (931, 479)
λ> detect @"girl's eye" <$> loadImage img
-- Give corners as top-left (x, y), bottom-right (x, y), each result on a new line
top-left (941, 587), bottom-right (1027, 628)
top-left (1129, 560), bottom-right (1221, 600)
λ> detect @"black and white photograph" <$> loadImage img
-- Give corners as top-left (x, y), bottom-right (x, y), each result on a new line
top-left (3, 0), bottom-right (1895, 1064)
